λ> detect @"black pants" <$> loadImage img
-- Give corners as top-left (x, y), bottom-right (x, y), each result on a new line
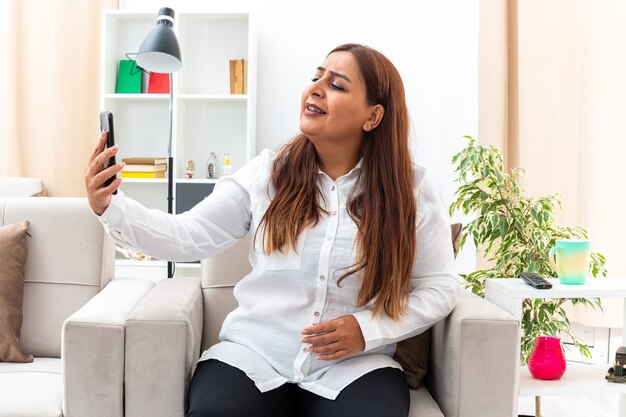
top-left (187, 359), bottom-right (410, 417)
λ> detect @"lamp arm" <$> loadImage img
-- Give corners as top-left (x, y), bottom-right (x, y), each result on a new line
top-left (168, 73), bottom-right (174, 158)
top-left (167, 72), bottom-right (175, 278)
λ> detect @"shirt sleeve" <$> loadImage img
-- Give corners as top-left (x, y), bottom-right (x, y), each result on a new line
top-left (95, 150), bottom-right (271, 262)
top-left (352, 172), bottom-right (460, 352)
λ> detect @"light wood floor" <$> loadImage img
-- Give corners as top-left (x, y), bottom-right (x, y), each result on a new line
top-left (518, 395), bottom-right (618, 416)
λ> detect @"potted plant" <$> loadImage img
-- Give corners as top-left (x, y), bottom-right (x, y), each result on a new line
top-left (449, 136), bottom-right (608, 363)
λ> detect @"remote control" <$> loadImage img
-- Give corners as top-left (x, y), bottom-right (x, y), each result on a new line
top-left (520, 272), bottom-right (553, 289)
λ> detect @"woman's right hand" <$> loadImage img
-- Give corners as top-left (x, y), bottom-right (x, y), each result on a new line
top-left (85, 131), bottom-right (125, 216)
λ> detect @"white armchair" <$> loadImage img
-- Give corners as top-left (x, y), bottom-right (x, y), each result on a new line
top-left (0, 197), bottom-right (155, 417)
top-left (122, 237), bottom-right (521, 417)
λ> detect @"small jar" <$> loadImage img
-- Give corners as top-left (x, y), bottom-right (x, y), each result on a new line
top-left (528, 336), bottom-right (566, 380)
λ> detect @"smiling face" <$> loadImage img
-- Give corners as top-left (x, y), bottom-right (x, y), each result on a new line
top-left (299, 51), bottom-right (379, 146)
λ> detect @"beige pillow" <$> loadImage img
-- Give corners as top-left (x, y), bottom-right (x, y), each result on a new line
top-left (0, 220), bottom-right (33, 362)
top-left (394, 223), bottom-right (462, 388)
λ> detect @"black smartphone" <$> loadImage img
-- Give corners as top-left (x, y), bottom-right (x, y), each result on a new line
top-left (99, 110), bottom-right (118, 195)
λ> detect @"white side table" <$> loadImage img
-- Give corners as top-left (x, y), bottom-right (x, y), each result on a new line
top-left (485, 278), bottom-right (626, 416)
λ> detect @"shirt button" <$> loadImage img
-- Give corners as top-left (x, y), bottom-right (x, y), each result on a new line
top-left (332, 211), bottom-right (337, 216)
top-left (327, 236), bottom-right (333, 241)
top-left (314, 311), bottom-right (320, 317)
top-left (331, 185), bottom-right (336, 191)
top-left (319, 275), bottom-right (326, 281)
top-left (296, 377), bottom-right (303, 382)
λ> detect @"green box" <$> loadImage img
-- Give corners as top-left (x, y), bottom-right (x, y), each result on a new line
top-left (116, 60), bottom-right (142, 93)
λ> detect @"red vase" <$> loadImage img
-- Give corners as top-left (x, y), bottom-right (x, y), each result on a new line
top-left (528, 336), bottom-right (566, 380)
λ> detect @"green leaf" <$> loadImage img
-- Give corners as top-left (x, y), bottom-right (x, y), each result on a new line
top-left (499, 217), bottom-right (509, 237)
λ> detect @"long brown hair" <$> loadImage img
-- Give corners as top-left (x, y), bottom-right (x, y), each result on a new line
top-left (256, 44), bottom-right (416, 320)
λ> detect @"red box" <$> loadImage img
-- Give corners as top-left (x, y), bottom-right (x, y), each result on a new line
top-left (147, 72), bottom-right (170, 94)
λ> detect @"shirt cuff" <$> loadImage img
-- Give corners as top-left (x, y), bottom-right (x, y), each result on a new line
top-left (352, 310), bottom-right (384, 352)
top-left (95, 190), bottom-right (126, 229)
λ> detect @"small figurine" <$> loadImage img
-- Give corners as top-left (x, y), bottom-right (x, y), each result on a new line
top-left (186, 160), bottom-right (195, 178)
top-left (222, 152), bottom-right (233, 176)
top-left (207, 152), bottom-right (218, 178)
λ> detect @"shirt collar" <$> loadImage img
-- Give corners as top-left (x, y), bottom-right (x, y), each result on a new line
top-left (316, 158), bottom-right (363, 178)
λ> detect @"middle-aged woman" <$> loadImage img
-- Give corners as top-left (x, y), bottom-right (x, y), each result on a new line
top-left (85, 43), bottom-right (460, 417)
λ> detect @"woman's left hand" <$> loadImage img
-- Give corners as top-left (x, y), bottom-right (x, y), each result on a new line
top-left (301, 315), bottom-right (365, 361)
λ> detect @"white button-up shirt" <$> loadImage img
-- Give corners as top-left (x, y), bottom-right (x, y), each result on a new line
top-left (98, 149), bottom-right (459, 400)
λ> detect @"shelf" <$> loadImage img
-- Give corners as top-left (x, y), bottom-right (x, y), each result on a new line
top-left (121, 178), bottom-right (168, 184)
top-left (487, 278), bottom-right (626, 299)
top-left (175, 178), bottom-right (219, 184)
top-left (519, 363), bottom-right (625, 396)
top-left (105, 94), bottom-right (247, 102)
top-left (485, 277), bottom-right (626, 412)
top-left (104, 93), bottom-right (170, 101)
top-left (178, 94), bottom-right (247, 101)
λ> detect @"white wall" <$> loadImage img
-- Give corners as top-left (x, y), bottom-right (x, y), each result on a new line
top-left (121, 0), bottom-right (478, 273)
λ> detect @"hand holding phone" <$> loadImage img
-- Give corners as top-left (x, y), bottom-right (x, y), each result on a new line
top-left (99, 111), bottom-right (118, 195)
top-left (85, 111), bottom-right (123, 216)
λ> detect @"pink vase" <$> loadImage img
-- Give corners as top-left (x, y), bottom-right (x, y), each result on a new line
top-left (528, 336), bottom-right (566, 380)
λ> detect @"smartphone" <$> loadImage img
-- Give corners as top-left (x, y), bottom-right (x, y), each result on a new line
top-left (99, 110), bottom-right (118, 195)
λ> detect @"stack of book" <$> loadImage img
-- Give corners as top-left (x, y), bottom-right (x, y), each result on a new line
top-left (229, 58), bottom-right (248, 94)
top-left (121, 157), bottom-right (167, 178)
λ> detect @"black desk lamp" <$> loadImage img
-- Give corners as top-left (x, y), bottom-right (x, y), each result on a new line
top-left (136, 7), bottom-right (182, 278)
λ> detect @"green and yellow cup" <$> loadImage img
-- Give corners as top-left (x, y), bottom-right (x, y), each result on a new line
top-left (548, 239), bottom-right (591, 285)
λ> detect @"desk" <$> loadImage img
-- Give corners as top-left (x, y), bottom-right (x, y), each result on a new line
top-left (485, 278), bottom-right (626, 416)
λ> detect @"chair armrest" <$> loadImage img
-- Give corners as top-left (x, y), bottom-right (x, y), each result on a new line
top-left (125, 276), bottom-right (203, 417)
top-left (428, 290), bottom-right (520, 417)
top-left (62, 278), bottom-right (155, 417)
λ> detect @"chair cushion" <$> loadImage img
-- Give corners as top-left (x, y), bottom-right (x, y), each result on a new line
top-left (394, 331), bottom-right (430, 388)
top-left (0, 357), bottom-right (62, 417)
top-left (0, 220), bottom-right (33, 363)
top-left (408, 385), bottom-right (444, 417)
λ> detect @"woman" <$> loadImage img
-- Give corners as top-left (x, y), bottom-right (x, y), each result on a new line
top-left (85, 43), bottom-right (459, 417)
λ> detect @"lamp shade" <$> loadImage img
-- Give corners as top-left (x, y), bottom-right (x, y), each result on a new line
top-left (136, 7), bottom-right (182, 73)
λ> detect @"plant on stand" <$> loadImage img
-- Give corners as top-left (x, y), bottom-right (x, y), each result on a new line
top-left (449, 135), bottom-right (608, 361)
top-left (448, 136), bottom-right (608, 415)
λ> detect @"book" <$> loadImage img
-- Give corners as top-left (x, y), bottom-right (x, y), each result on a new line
top-left (229, 60), bottom-right (237, 94)
top-left (229, 58), bottom-right (248, 94)
top-left (122, 164), bottom-right (167, 173)
top-left (116, 60), bottom-right (142, 94)
top-left (122, 157), bottom-right (167, 165)
top-left (147, 72), bottom-right (170, 94)
top-left (121, 171), bottom-right (166, 179)
top-left (236, 59), bottom-right (243, 94)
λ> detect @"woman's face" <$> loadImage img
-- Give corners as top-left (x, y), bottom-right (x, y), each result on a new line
top-left (299, 51), bottom-right (374, 144)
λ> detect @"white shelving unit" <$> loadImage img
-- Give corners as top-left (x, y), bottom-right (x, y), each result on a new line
top-left (519, 364), bottom-right (624, 396)
top-left (485, 278), bottom-right (626, 416)
top-left (100, 10), bottom-right (257, 279)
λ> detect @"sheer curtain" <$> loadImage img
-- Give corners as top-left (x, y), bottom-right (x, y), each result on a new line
top-left (479, 0), bottom-right (626, 324)
top-left (0, 0), bottom-right (117, 196)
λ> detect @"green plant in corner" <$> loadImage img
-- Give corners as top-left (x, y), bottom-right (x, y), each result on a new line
top-left (449, 135), bottom-right (608, 363)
